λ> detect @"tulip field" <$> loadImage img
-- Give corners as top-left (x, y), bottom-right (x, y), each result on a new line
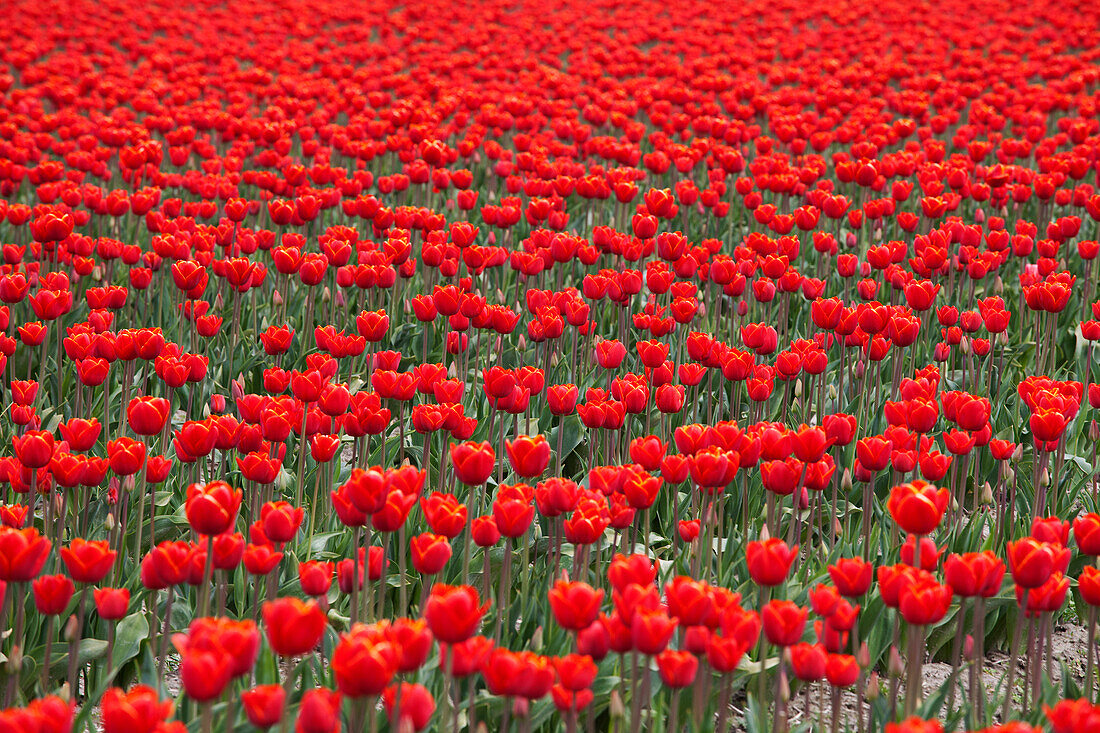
top-left (4, 0), bottom-right (1100, 730)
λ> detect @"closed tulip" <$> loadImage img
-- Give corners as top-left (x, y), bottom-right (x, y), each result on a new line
top-left (262, 598), bottom-right (326, 656)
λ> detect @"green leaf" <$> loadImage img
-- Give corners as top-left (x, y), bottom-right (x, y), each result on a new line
top-left (49, 639), bottom-right (109, 674)
top-left (113, 611), bottom-right (150, 669)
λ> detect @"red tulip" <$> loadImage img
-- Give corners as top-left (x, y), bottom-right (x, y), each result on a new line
top-left (383, 682), bottom-right (435, 731)
top-left (450, 441), bottom-right (495, 485)
top-left (185, 481), bottom-right (242, 536)
top-left (423, 584), bottom-right (490, 644)
top-left (61, 538), bottom-right (117, 584)
top-left (828, 557), bottom-right (873, 597)
top-left (410, 533), bottom-right (452, 575)
top-left (762, 600), bottom-right (808, 647)
top-left (33, 573), bottom-right (75, 615)
top-left (505, 434), bottom-right (551, 478)
top-left (94, 588), bottom-right (131, 620)
top-left (262, 598), bottom-right (327, 656)
top-left (332, 623), bottom-right (399, 697)
top-left (101, 686), bottom-right (174, 733)
top-left (548, 579), bottom-right (604, 631)
top-left (898, 576), bottom-right (952, 626)
top-left (746, 538), bottom-right (798, 587)
top-left (887, 480), bottom-right (949, 535)
top-left (656, 649), bottom-right (698, 687)
top-left (0, 526), bottom-right (52, 582)
top-left (241, 685), bottom-right (286, 729)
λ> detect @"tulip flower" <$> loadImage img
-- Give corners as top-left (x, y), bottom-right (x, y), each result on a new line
top-left (262, 598), bottom-right (327, 656)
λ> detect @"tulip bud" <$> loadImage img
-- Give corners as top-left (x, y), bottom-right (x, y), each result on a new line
top-left (779, 667), bottom-right (790, 703)
top-left (992, 275), bottom-right (1003, 293)
top-left (275, 467), bottom-right (291, 492)
top-left (475, 724), bottom-right (489, 733)
top-left (964, 635), bottom-right (975, 660)
top-left (517, 335), bottom-right (526, 351)
top-left (865, 672), bottom-right (880, 700)
top-left (610, 690), bottom-right (625, 719)
top-left (1091, 420), bottom-right (1100, 442)
top-left (321, 286), bottom-right (331, 303)
top-left (949, 496), bottom-right (959, 513)
top-left (1039, 467), bottom-right (1050, 487)
top-left (59, 682), bottom-right (71, 703)
top-left (92, 266), bottom-right (104, 282)
top-left (335, 289), bottom-right (346, 308)
top-left (855, 360), bottom-right (866, 379)
top-left (888, 646), bottom-right (905, 678)
top-left (793, 379), bottom-right (803, 398)
top-left (857, 641), bottom-right (870, 668)
top-left (834, 518), bottom-right (843, 538)
top-left (1012, 443), bottom-right (1024, 461)
top-left (64, 615), bottom-right (81, 641)
top-left (8, 646), bottom-right (20, 671)
top-left (980, 483), bottom-right (994, 506)
top-left (840, 469), bottom-right (853, 493)
top-left (758, 523), bottom-right (771, 542)
top-left (827, 385), bottom-right (838, 401)
top-left (959, 337), bottom-right (970, 355)
top-left (403, 298), bottom-right (412, 314)
top-left (104, 513), bottom-right (116, 532)
top-left (1005, 467), bottom-right (1015, 484)
top-left (512, 698), bottom-right (529, 719)
top-left (273, 289), bottom-right (284, 306)
top-left (530, 626), bottom-right (543, 650)
top-left (550, 352), bottom-right (560, 368)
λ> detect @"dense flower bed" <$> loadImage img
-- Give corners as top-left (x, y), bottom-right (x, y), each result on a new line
top-left (1, 0), bottom-right (1100, 730)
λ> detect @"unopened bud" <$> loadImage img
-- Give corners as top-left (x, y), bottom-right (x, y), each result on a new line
top-left (550, 352), bottom-right (560, 368)
top-left (511, 698), bottom-right (529, 719)
top-left (321, 286), bottom-right (331, 303)
top-left (827, 385), bottom-right (838, 401)
top-left (793, 379), bottom-right (803, 398)
top-left (964, 634), bottom-right (975, 660)
top-left (1005, 467), bottom-right (1016, 484)
top-left (272, 289), bottom-right (284, 306)
top-left (865, 672), bottom-right (880, 700)
top-left (758, 524), bottom-right (771, 542)
top-left (7, 646), bottom-right (20, 671)
top-left (610, 690), bottom-right (625, 719)
top-left (949, 496), bottom-right (959, 513)
top-left (104, 513), bottom-right (116, 532)
top-left (1011, 443), bottom-right (1024, 461)
top-left (475, 724), bottom-right (489, 733)
top-left (92, 266), bottom-right (104, 282)
top-left (888, 646), bottom-right (905, 678)
top-left (980, 482), bottom-right (994, 506)
top-left (530, 626), bottom-right (543, 650)
top-left (959, 337), bottom-right (971, 355)
top-left (857, 641), bottom-right (870, 668)
top-left (779, 667), bottom-right (790, 703)
top-left (993, 274), bottom-right (1003, 294)
top-left (1039, 467), bottom-right (1050, 487)
top-left (841, 469), bottom-right (853, 493)
top-left (64, 614), bottom-right (80, 642)
top-left (1091, 420), bottom-right (1100, 442)
top-left (517, 334), bottom-right (527, 351)
top-left (59, 682), bottom-right (71, 703)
